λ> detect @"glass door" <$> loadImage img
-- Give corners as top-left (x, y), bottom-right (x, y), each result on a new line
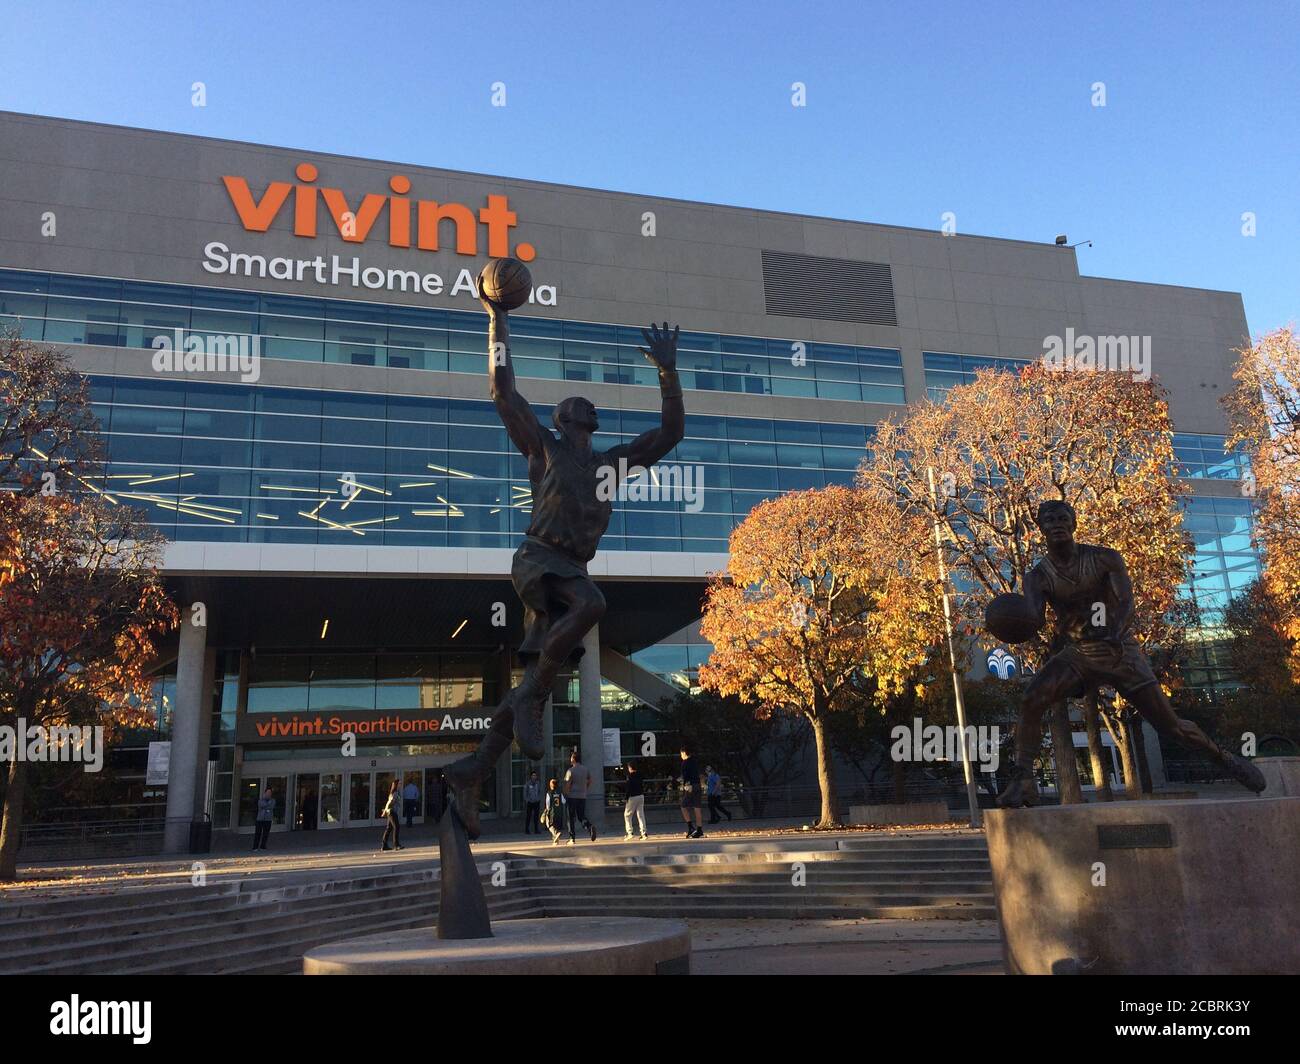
top-left (403, 769), bottom-right (423, 825)
top-left (294, 773), bottom-right (320, 830)
top-left (318, 773), bottom-right (343, 828)
top-left (348, 772), bottom-right (372, 825)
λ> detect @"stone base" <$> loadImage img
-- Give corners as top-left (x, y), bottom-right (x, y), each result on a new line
top-left (303, 917), bottom-right (691, 975)
top-left (848, 801), bottom-right (951, 825)
top-left (986, 796), bottom-right (1300, 974)
top-left (1257, 756), bottom-right (1300, 797)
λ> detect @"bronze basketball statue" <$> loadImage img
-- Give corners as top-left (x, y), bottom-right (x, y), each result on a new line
top-left (993, 499), bottom-right (1266, 807)
top-left (431, 261), bottom-right (684, 936)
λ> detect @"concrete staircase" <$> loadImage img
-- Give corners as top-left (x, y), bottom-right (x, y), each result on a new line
top-left (0, 862), bottom-right (540, 976)
top-left (511, 834), bottom-right (995, 920)
top-left (0, 834), bottom-right (993, 974)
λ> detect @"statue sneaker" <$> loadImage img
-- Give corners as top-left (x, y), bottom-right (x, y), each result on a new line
top-left (997, 764), bottom-right (1040, 808)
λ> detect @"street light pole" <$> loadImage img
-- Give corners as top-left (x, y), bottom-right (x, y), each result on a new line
top-left (927, 466), bottom-right (983, 829)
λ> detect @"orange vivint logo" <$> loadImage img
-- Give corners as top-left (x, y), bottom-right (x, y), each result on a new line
top-left (221, 163), bottom-right (537, 261)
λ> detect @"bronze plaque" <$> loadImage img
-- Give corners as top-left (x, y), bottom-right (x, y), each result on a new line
top-left (1097, 823), bottom-right (1174, 849)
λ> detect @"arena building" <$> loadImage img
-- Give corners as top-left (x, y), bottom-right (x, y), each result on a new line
top-left (0, 111), bottom-right (1257, 847)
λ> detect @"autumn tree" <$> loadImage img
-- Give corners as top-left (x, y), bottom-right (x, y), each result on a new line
top-left (0, 334), bottom-right (177, 880)
top-left (858, 361), bottom-right (1197, 801)
top-left (699, 485), bottom-right (943, 828)
top-left (1225, 327), bottom-right (1300, 681)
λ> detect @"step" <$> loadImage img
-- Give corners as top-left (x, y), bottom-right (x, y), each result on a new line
top-left (114, 896), bottom-right (543, 976)
top-left (539, 902), bottom-right (995, 920)
top-left (11, 890), bottom-right (541, 975)
top-left (0, 880), bottom-right (537, 970)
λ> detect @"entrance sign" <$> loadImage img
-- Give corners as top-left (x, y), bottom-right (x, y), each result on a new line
top-left (146, 741), bottom-right (171, 785)
top-left (602, 728), bottom-right (622, 767)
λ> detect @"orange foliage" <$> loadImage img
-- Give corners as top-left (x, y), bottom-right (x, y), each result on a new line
top-left (1225, 326), bottom-right (1300, 679)
top-left (858, 361), bottom-right (1195, 678)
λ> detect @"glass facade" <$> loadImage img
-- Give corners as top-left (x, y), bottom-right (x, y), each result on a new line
top-left (1183, 495), bottom-right (1258, 628)
top-left (1174, 432), bottom-right (1249, 481)
top-left (0, 268), bottom-right (907, 404)
top-left (923, 351), bottom-right (1032, 401)
top-left (245, 652), bottom-right (497, 713)
top-left (77, 375), bottom-right (874, 553)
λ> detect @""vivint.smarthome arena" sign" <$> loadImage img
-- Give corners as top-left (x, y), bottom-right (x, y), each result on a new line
top-left (204, 161), bottom-right (557, 304)
top-left (237, 710), bottom-right (493, 743)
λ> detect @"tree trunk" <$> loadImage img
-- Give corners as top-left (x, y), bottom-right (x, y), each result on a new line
top-left (1049, 701), bottom-right (1084, 805)
top-left (0, 757), bottom-right (27, 882)
top-left (1120, 715), bottom-right (1144, 799)
top-left (809, 713), bottom-right (839, 829)
top-left (1082, 694), bottom-right (1113, 801)
top-left (1112, 712), bottom-right (1144, 796)
top-left (892, 756), bottom-right (907, 803)
top-left (1133, 720), bottom-right (1154, 793)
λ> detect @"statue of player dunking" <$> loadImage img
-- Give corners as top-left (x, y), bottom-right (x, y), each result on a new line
top-left (995, 499), bottom-right (1266, 807)
top-left (444, 268), bottom-right (685, 836)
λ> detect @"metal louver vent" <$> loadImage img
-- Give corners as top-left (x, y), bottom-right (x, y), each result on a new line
top-left (761, 249), bottom-right (897, 326)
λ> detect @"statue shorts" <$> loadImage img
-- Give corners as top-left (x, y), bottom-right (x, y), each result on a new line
top-left (511, 534), bottom-right (600, 664)
top-left (1026, 637), bottom-right (1160, 703)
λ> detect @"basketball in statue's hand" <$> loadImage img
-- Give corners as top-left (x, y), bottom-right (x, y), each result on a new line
top-left (478, 257), bottom-right (533, 311)
top-left (984, 593), bottom-right (1042, 645)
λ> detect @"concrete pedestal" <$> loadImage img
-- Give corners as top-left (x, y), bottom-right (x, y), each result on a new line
top-left (303, 917), bottom-right (690, 975)
top-left (848, 801), bottom-right (951, 825)
top-left (986, 796), bottom-right (1300, 974)
top-left (1257, 756), bottom-right (1300, 797)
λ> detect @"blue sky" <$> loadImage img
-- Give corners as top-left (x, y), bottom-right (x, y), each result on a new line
top-left (2, 0), bottom-right (1296, 333)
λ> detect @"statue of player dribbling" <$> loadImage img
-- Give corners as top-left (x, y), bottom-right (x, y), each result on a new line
top-left (443, 258), bottom-right (685, 836)
top-left (986, 499), bottom-right (1266, 807)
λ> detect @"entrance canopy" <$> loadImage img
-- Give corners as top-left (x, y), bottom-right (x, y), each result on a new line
top-left (162, 572), bottom-right (707, 654)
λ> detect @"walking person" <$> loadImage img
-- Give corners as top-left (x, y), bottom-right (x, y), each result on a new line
top-left (428, 770), bottom-right (449, 822)
top-left (623, 762), bottom-right (648, 841)
top-left (679, 746), bottom-right (704, 838)
top-left (523, 771), bottom-right (543, 834)
top-left (379, 780), bottom-right (404, 851)
top-left (542, 778), bottom-right (566, 845)
top-left (252, 786), bottom-right (275, 851)
top-left (402, 777), bottom-right (420, 828)
top-left (706, 765), bottom-right (733, 825)
top-left (563, 751), bottom-right (597, 844)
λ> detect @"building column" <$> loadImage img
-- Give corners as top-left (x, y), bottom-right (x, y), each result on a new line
top-left (163, 609), bottom-right (207, 853)
top-left (578, 625), bottom-right (605, 826)
top-left (190, 649), bottom-right (217, 819)
top-left (228, 650), bottom-right (250, 830)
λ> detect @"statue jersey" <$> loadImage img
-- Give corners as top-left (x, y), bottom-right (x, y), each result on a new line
top-left (1032, 542), bottom-right (1128, 647)
top-left (525, 435), bottom-right (624, 562)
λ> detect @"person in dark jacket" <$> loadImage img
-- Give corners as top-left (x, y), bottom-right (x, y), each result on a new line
top-left (379, 780), bottom-right (404, 851)
top-left (679, 747), bottom-right (704, 838)
top-left (623, 762), bottom-right (648, 840)
top-left (252, 787), bottom-right (275, 850)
